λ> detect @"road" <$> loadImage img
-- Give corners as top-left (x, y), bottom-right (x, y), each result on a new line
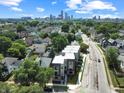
top-left (75, 34), bottom-right (117, 93)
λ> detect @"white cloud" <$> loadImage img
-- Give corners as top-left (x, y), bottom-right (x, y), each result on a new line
top-left (21, 14), bottom-right (33, 17)
top-left (52, 1), bottom-right (57, 5)
top-left (36, 7), bottom-right (45, 12)
top-left (0, 0), bottom-right (23, 6)
top-left (66, 0), bottom-right (82, 9)
top-left (11, 7), bottom-right (22, 12)
top-left (81, 0), bottom-right (116, 12)
top-left (66, 0), bottom-right (117, 14)
top-left (75, 10), bottom-right (91, 14)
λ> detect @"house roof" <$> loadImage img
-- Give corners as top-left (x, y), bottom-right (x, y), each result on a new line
top-left (118, 55), bottom-right (124, 61)
top-left (119, 49), bottom-right (124, 54)
top-left (115, 39), bottom-right (123, 44)
top-left (30, 44), bottom-right (46, 54)
top-left (2, 57), bottom-right (22, 67)
top-left (119, 30), bottom-right (124, 34)
top-left (52, 53), bottom-right (75, 64)
top-left (108, 38), bottom-right (115, 43)
top-left (64, 53), bottom-right (75, 60)
top-left (62, 45), bottom-right (80, 53)
top-left (40, 57), bottom-right (52, 67)
top-left (71, 41), bottom-right (80, 46)
top-left (52, 55), bottom-right (65, 64)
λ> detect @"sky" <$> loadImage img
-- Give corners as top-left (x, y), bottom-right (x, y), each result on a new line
top-left (0, 0), bottom-right (123, 18)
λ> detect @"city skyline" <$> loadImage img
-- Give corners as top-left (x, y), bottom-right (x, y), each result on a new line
top-left (0, 0), bottom-right (123, 18)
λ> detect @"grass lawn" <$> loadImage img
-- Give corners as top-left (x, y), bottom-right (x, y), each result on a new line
top-left (117, 76), bottom-right (124, 88)
top-left (67, 67), bottom-right (80, 84)
top-left (109, 70), bottom-right (119, 87)
top-left (53, 85), bottom-right (68, 91)
top-left (29, 54), bottom-right (38, 61)
top-left (117, 90), bottom-right (124, 93)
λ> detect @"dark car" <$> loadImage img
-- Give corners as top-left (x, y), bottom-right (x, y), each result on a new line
top-left (98, 59), bottom-right (101, 62)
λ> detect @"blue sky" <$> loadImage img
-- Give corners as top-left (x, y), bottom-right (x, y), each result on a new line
top-left (0, 0), bottom-right (123, 18)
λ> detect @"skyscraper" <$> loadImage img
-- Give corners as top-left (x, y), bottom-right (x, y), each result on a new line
top-left (61, 10), bottom-right (64, 20)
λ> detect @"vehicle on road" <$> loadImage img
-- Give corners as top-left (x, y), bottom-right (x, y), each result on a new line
top-left (98, 59), bottom-right (101, 62)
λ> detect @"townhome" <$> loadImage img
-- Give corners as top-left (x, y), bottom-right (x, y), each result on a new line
top-left (52, 55), bottom-right (65, 84)
top-left (118, 54), bottom-right (124, 72)
top-left (62, 45), bottom-right (80, 61)
top-left (52, 41), bottom-right (80, 84)
top-left (119, 30), bottom-right (124, 37)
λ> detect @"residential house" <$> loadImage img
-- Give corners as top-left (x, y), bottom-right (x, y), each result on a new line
top-left (35, 57), bottom-right (52, 68)
top-left (24, 37), bottom-right (33, 46)
top-left (119, 30), bottom-right (124, 36)
top-left (100, 38), bottom-right (108, 48)
top-left (75, 30), bottom-right (82, 38)
top-left (33, 37), bottom-right (42, 44)
top-left (118, 54), bottom-right (124, 72)
top-left (108, 38), bottom-right (117, 46)
top-left (116, 39), bottom-right (124, 49)
top-left (2, 57), bottom-right (23, 74)
top-left (30, 44), bottom-right (46, 56)
top-left (95, 33), bottom-right (104, 42)
top-left (42, 37), bottom-right (52, 45)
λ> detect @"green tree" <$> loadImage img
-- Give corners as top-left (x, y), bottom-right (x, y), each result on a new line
top-left (0, 54), bottom-right (4, 62)
top-left (8, 43), bottom-right (26, 59)
top-left (67, 33), bottom-right (75, 43)
top-left (106, 47), bottom-right (119, 70)
top-left (16, 24), bottom-right (25, 33)
top-left (17, 85), bottom-right (43, 93)
top-left (2, 31), bottom-right (17, 40)
top-left (14, 59), bottom-right (54, 87)
top-left (0, 36), bottom-right (12, 55)
top-left (40, 32), bottom-right (48, 39)
top-left (61, 23), bottom-right (69, 32)
top-left (52, 35), bottom-right (68, 52)
top-left (14, 39), bottom-right (26, 46)
top-left (80, 43), bottom-right (89, 53)
top-left (110, 33), bottom-right (119, 39)
top-left (29, 20), bottom-right (39, 27)
top-left (0, 82), bottom-right (11, 93)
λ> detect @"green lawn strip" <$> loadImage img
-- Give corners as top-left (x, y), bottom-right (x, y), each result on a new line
top-left (109, 70), bottom-right (119, 87)
top-left (67, 67), bottom-right (80, 84)
top-left (67, 56), bottom-right (83, 84)
top-left (80, 57), bottom-right (86, 81)
top-left (117, 90), bottom-right (124, 93)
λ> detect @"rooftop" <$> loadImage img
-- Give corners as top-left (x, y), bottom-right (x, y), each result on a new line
top-left (52, 55), bottom-right (65, 64)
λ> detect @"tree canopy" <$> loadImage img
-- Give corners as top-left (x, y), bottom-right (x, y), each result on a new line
top-left (14, 59), bottom-right (54, 87)
top-left (52, 35), bottom-right (68, 52)
top-left (61, 23), bottom-right (70, 32)
top-left (8, 43), bottom-right (26, 59)
top-left (106, 47), bottom-right (119, 70)
top-left (0, 36), bottom-right (12, 55)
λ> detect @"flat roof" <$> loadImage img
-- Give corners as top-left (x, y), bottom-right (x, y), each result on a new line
top-left (52, 55), bottom-right (64, 64)
top-left (64, 53), bottom-right (75, 59)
